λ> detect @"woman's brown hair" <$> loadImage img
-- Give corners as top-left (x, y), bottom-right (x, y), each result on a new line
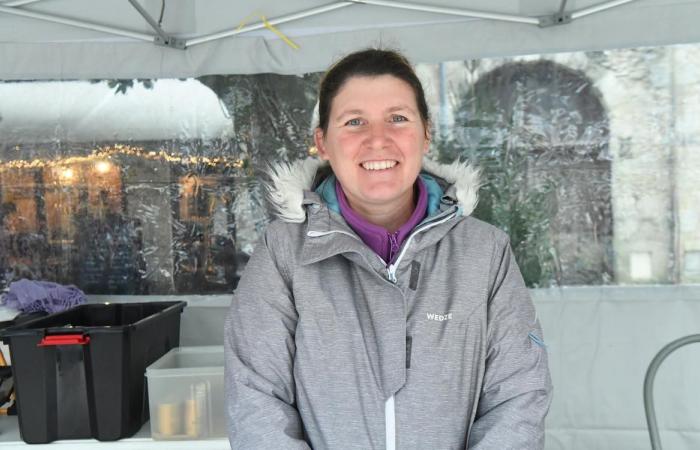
top-left (317, 48), bottom-right (430, 137)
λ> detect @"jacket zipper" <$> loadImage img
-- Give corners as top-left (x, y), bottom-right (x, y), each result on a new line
top-left (308, 206), bottom-right (459, 280)
top-left (388, 231), bottom-right (400, 263)
top-left (307, 206), bottom-right (460, 450)
top-left (385, 209), bottom-right (457, 450)
top-left (386, 208), bottom-right (459, 283)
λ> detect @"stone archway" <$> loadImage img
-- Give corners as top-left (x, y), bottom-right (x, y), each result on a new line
top-left (454, 60), bottom-right (612, 286)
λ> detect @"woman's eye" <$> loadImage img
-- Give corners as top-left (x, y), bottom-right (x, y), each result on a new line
top-left (345, 118), bottom-right (362, 126)
top-left (391, 115), bottom-right (408, 122)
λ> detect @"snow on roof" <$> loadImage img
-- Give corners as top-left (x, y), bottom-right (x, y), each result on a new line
top-left (0, 78), bottom-right (234, 144)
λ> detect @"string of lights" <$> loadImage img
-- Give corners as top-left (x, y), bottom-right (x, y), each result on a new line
top-left (0, 144), bottom-right (248, 173)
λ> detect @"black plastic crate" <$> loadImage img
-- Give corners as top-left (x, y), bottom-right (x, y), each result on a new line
top-left (0, 301), bottom-right (187, 444)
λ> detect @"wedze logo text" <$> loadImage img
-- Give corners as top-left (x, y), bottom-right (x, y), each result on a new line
top-left (426, 312), bottom-right (452, 321)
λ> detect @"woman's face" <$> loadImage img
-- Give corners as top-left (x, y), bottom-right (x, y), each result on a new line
top-left (315, 75), bottom-right (429, 214)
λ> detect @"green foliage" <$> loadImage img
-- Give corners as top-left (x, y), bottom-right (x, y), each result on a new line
top-left (90, 79), bottom-right (155, 94)
top-left (435, 86), bottom-right (557, 287)
top-left (197, 73), bottom-right (321, 165)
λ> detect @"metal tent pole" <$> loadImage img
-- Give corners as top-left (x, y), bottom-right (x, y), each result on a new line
top-left (540, 0), bottom-right (636, 27)
top-left (571, 0), bottom-right (638, 20)
top-left (0, 5), bottom-right (155, 42)
top-left (3, 0), bottom-right (46, 6)
top-left (348, 0), bottom-right (539, 25)
top-left (186, 2), bottom-right (353, 47)
top-left (644, 334), bottom-right (700, 450)
top-left (0, 0), bottom-right (641, 51)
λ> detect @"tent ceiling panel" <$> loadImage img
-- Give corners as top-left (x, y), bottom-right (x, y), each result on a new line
top-left (0, 0), bottom-right (699, 79)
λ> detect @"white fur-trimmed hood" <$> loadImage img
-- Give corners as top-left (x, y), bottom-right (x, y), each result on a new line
top-left (265, 157), bottom-right (481, 223)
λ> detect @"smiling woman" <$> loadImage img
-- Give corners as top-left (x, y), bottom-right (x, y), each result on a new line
top-left (314, 74), bottom-right (428, 233)
top-left (224, 48), bottom-right (553, 450)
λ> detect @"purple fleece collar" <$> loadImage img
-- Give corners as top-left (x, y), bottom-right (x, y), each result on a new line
top-left (336, 178), bottom-right (428, 264)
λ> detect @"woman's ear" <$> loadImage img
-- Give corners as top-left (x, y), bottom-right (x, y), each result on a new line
top-left (314, 128), bottom-right (330, 161)
top-left (423, 122), bottom-right (432, 154)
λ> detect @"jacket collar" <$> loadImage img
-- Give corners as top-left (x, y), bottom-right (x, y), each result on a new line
top-left (265, 157), bottom-right (481, 223)
top-left (315, 172), bottom-right (442, 219)
top-left (300, 190), bottom-right (377, 268)
top-left (266, 157), bottom-right (481, 269)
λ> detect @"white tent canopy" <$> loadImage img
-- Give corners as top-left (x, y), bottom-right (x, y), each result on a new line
top-left (1, 0), bottom-right (700, 80)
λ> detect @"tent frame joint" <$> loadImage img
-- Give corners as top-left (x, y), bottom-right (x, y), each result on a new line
top-left (127, 0), bottom-right (186, 50)
top-left (538, 12), bottom-right (572, 28)
top-left (154, 35), bottom-right (186, 50)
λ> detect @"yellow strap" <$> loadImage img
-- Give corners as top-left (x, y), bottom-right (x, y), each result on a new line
top-left (237, 12), bottom-right (300, 50)
top-left (262, 16), bottom-right (300, 50)
top-left (236, 11), bottom-right (260, 32)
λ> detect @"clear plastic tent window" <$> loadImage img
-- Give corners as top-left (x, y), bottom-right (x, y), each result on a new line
top-left (1, 43), bottom-right (699, 294)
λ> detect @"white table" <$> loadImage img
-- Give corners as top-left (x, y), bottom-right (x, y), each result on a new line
top-left (0, 417), bottom-right (230, 449)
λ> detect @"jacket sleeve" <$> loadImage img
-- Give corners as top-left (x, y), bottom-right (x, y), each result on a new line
top-left (467, 236), bottom-right (553, 450)
top-left (224, 227), bottom-right (311, 449)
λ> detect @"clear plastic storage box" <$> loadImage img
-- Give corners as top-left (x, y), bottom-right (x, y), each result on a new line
top-left (145, 346), bottom-right (225, 440)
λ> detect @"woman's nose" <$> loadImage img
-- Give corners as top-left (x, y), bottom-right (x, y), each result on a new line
top-left (364, 123), bottom-right (391, 149)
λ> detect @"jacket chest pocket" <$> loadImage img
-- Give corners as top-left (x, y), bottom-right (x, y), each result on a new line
top-left (406, 298), bottom-right (486, 375)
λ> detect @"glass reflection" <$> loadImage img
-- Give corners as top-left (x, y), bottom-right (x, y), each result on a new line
top-left (1, 43), bottom-right (699, 293)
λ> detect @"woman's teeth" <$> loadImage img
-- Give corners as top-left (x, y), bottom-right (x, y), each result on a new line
top-left (361, 160), bottom-right (397, 171)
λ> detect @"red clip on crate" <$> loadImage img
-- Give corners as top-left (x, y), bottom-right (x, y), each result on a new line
top-left (38, 334), bottom-right (90, 346)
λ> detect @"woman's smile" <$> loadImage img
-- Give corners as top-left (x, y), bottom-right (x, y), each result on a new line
top-left (360, 160), bottom-right (399, 171)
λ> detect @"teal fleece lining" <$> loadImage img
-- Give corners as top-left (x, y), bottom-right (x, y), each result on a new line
top-left (314, 173), bottom-right (444, 218)
top-left (421, 174), bottom-right (443, 217)
top-left (315, 175), bottom-right (340, 213)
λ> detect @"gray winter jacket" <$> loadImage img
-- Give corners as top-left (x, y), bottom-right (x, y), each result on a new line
top-left (225, 158), bottom-right (552, 450)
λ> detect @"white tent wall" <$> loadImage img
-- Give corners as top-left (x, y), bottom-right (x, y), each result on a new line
top-left (1, 0), bottom-right (700, 79)
top-left (536, 287), bottom-right (700, 450)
